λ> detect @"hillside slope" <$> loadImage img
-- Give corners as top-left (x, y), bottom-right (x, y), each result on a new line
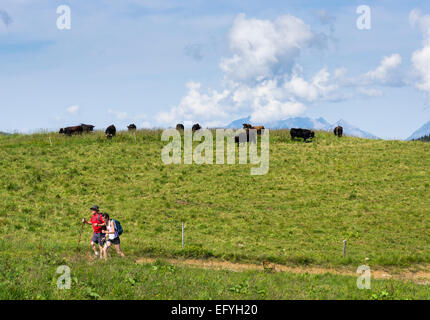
top-left (1, 130), bottom-right (430, 268)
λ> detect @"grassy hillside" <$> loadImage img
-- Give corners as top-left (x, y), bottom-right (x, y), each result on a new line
top-left (1, 130), bottom-right (430, 266)
top-left (1, 129), bottom-right (430, 299)
top-left (2, 256), bottom-right (430, 300)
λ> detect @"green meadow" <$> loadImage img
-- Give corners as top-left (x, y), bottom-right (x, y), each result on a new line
top-left (1, 129), bottom-right (430, 299)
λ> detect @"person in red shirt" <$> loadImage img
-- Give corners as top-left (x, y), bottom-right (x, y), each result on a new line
top-left (82, 205), bottom-right (106, 258)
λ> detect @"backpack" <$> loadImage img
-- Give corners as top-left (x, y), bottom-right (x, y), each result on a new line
top-left (112, 219), bottom-right (123, 236)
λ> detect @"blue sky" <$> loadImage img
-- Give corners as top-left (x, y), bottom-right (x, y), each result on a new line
top-left (1, 0), bottom-right (430, 139)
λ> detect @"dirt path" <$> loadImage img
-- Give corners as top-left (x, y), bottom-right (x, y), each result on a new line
top-left (135, 257), bottom-right (430, 285)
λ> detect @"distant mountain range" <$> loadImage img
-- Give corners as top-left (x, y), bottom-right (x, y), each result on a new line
top-left (225, 116), bottom-right (379, 139)
top-left (407, 121), bottom-right (430, 140)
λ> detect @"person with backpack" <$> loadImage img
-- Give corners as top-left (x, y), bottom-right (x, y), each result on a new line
top-left (82, 205), bottom-right (106, 258)
top-left (101, 213), bottom-right (125, 259)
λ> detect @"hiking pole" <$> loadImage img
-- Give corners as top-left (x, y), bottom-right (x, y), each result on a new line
top-left (76, 223), bottom-right (84, 253)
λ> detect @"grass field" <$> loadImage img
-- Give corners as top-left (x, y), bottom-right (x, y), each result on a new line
top-left (2, 256), bottom-right (430, 300)
top-left (1, 129), bottom-right (430, 299)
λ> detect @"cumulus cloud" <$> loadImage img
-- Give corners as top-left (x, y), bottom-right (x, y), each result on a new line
top-left (67, 105), bottom-right (79, 115)
top-left (0, 10), bottom-right (12, 27)
top-left (155, 13), bottom-right (320, 127)
top-left (219, 13), bottom-right (315, 82)
top-left (156, 13), bottom-right (398, 128)
top-left (331, 54), bottom-right (404, 92)
top-left (156, 81), bottom-right (231, 127)
top-left (284, 67), bottom-right (339, 102)
top-left (410, 10), bottom-right (430, 96)
top-left (231, 79), bottom-right (307, 123)
top-left (361, 54), bottom-right (403, 86)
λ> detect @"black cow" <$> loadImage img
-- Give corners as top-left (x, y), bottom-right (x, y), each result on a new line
top-left (59, 126), bottom-right (83, 136)
top-left (235, 129), bottom-right (257, 145)
top-left (127, 124), bottom-right (137, 131)
top-left (334, 126), bottom-right (343, 137)
top-left (192, 123), bottom-right (201, 132)
top-left (81, 124), bottom-right (95, 133)
top-left (176, 124), bottom-right (184, 131)
top-left (290, 128), bottom-right (315, 142)
top-left (105, 125), bottom-right (116, 139)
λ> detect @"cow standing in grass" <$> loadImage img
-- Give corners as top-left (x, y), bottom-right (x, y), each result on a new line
top-left (127, 124), bottom-right (137, 131)
top-left (253, 126), bottom-right (265, 135)
top-left (192, 123), bottom-right (201, 132)
top-left (243, 123), bottom-right (264, 134)
top-left (334, 126), bottom-right (343, 137)
top-left (59, 125), bottom-right (84, 136)
top-left (290, 128), bottom-right (315, 142)
top-left (105, 125), bottom-right (116, 139)
top-left (81, 124), bottom-right (95, 133)
top-left (176, 124), bottom-right (184, 131)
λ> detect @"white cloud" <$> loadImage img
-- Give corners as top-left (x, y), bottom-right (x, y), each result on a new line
top-left (67, 105), bottom-right (79, 115)
top-left (362, 54), bottom-right (403, 86)
top-left (410, 10), bottom-right (430, 96)
top-left (249, 97), bottom-right (305, 124)
top-left (219, 13), bottom-right (315, 82)
top-left (156, 81), bottom-right (231, 127)
top-left (334, 67), bottom-right (348, 80)
top-left (231, 79), bottom-right (306, 123)
top-left (155, 13), bottom-right (400, 128)
top-left (329, 54), bottom-right (404, 98)
top-left (155, 13), bottom-right (319, 127)
top-left (284, 67), bottom-right (338, 102)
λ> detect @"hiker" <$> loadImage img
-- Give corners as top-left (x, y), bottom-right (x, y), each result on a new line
top-left (82, 205), bottom-right (106, 258)
top-left (101, 213), bottom-right (125, 259)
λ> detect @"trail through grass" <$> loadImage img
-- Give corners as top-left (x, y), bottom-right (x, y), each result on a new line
top-left (1, 129), bottom-right (430, 299)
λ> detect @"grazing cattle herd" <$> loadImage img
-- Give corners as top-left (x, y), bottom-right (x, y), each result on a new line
top-left (58, 122), bottom-right (344, 143)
